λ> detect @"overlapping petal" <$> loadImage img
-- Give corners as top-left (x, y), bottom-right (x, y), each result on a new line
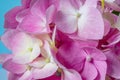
top-left (3, 59), bottom-right (27, 74)
top-left (32, 63), bottom-right (58, 79)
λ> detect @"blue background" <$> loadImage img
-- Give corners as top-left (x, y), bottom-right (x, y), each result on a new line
top-left (0, 0), bottom-right (20, 80)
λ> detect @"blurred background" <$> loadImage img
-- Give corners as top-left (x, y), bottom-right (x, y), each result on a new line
top-left (0, 0), bottom-right (20, 80)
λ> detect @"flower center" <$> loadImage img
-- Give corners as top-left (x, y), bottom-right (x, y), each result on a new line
top-left (86, 55), bottom-right (92, 62)
top-left (27, 65), bottom-right (32, 70)
top-left (77, 13), bottom-right (81, 18)
top-left (56, 68), bottom-right (63, 76)
top-left (28, 48), bottom-right (33, 52)
top-left (45, 58), bottom-right (50, 63)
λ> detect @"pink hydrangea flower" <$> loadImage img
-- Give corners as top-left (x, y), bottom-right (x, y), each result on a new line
top-left (100, 28), bottom-right (120, 79)
top-left (105, 0), bottom-right (120, 11)
top-left (56, 41), bottom-right (107, 80)
top-left (1, 39), bottom-right (58, 80)
top-left (17, 0), bottom-right (58, 34)
top-left (55, 0), bottom-right (104, 40)
top-left (0, 0), bottom-right (120, 80)
top-left (1, 30), bottom-right (41, 64)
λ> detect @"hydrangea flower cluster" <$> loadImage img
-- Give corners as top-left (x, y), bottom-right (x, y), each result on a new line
top-left (0, 0), bottom-right (120, 80)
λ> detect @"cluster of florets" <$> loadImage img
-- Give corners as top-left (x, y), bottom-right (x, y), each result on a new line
top-left (0, 0), bottom-right (120, 80)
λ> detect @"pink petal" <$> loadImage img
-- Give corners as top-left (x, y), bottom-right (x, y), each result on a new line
top-left (105, 51), bottom-right (120, 79)
top-left (3, 59), bottom-right (27, 74)
top-left (19, 14), bottom-right (48, 34)
top-left (8, 73), bottom-right (21, 80)
top-left (30, 0), bottom-right (49, 17)
top-left (104, 19), bottom-right (111, 36)
top-left (115, 0), bottom-right (120, 6)
top-left (21, 0), bottom-right (32, 8)
top-left (4, 6), bottom-right (23, 29)
top-left (78, 7), bottom-right (104, 40)
top-left (62, 69), bottom-right (82, 80)
top-left (57, 41), bottom-right (86, 71)
top-left (32, 63), bottom-right (58, 79)
top-left (30, 0), bottom-right (59, 21)
top-left (0, 54), bottom-right (12, 64)
top-left (115, 15), bottom-right (120, 30)
top-left (94, 61), bottom-right (107, 80)
top-left (81, 61), bottom-right (98, 80)
top-left (16, 9), bottom-right (30, 23)
top-left (46, 5), bottom-right (57, 24)
top-left (49, 0), bottom-right (60, 9)
top-left (107, 32), bottom-right (120, 46)
top-left (84, 47), bottom-right (106, 61)
top-left (40, 75), bottom-right (61, 80)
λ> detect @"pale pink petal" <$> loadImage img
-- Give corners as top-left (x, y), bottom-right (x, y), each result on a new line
top-left (55, 11), bottom-right (77, 33)
top-left (94, 61), bottom-right (107, 80)
top-left (3, 59), bottom-right (27, 74)
top-left (29, 57), bottom-right (46, 68)
top-left (84, 0), bottom-right (98, 7)
top-left (30, 43), bottom-right (41, 61)
top-left (62, 69), bottom-right (82, 80)
top-left (12, 42), bottom-right (40, 64)
top-left (1, 29), bottom-right (19, 50)
top-left (11, 32), bottom-right (33, 52)
top-left (42, 41), bottom-right (53, 58)
top-left (105, 2), bottom-right (120, 11)
top-left (78, 7), bottom-right (104, 40)
top-left (8, 32), bottom-right (40, 64)
top-left (32, 63), bottom-right (58, 79)
top-left (81, 61), bottom-right (98, 80)
top-left (55, 0), bottom-right (79, 33)
top-left (58, 0), bottom-right (77, 14)
top-left (19, 70), bottom-right (32, 80)
top-left (70, 0), bottom-right (82, 9)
